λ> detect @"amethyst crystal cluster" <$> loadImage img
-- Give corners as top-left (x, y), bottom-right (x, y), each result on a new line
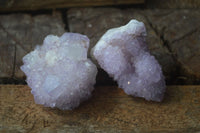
top-left (21, 33), bottom-right (97, 110)
top-left (21, 19), bottom-right (166, 110)
top-left (92, 20), bottom-right (166, 102)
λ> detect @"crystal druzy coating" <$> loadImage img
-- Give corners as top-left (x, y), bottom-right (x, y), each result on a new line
top-left (92, 20), bottom-right (166, 102)
top-left (21, 33), bottom-right (97, 110)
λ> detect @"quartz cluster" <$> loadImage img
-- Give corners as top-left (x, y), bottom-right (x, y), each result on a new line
top-left (92, 20), bottom-right (166, 102)
top-left (21, 19), bottom-right (166, 110)
top-left (21, 33), bottom-right (97, 110)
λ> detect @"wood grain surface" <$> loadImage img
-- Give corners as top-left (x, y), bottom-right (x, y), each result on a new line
top-left (0, 0), bottom-right (144, 11)
top-left (146, 0), bottom-right (200, 8)
top-left (0, 0), bottom-right (199, 12)
top-left (0, 85), bottom-right (200, 132)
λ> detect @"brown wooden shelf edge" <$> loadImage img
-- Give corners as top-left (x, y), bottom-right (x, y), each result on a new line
top-left (0, 0), bottom-right (144, 12)
top-left (0, 85), bottom-right (200, 132)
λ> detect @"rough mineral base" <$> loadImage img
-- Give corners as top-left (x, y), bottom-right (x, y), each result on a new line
top-left (21, 33), bottom-right (97, 110)
top-left (92, 19), bottom-right (166, 102)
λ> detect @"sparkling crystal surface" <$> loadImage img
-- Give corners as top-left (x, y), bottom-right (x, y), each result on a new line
top-left (92, 20), bottom-right (166, 102)
top-left (21, 33), bottom-right (97, 110)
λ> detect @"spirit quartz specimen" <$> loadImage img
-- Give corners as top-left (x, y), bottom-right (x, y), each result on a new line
top-left (92, 19), bottom-right (166, 102)
top-left (21, 33), bottom-right (97, 110)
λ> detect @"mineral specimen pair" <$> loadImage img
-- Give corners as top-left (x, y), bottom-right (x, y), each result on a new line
top-left (21, 19), bottom-right (166, 110)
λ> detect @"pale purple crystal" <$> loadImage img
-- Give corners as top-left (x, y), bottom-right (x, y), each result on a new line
top-left (92, 19), bottom-right (166, 102)
top-left (21, 33), bottom-right (97, 110)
